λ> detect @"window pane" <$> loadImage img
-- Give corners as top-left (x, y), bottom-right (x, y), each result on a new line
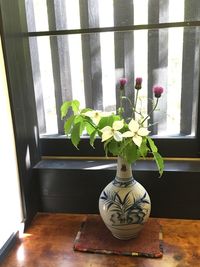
top-left (29, 36), bottom-right (58, 134)
top-left (26, 0), bottom-right (200, 32)
top-left (29, 27), bottom-right (200, 137)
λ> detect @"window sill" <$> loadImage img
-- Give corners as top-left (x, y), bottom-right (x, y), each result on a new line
top-left (34, 157), bottom-right (200, 173)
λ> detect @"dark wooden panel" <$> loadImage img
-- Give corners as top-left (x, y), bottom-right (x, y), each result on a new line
top-left (40, 136), bottom-right (200, 157)
top-left (26, 1), bottom-right (46, 134)
top-left (34, 159), bottom-right (200, 219)
top-left (0, 0), bottom-right (41, 227)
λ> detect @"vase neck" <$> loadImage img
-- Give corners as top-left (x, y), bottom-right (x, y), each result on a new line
top-left (116, 157), bottom-right (133, 179)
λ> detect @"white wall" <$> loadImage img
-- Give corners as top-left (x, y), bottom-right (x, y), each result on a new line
top-left (0, 37), bottom-right (24, 249)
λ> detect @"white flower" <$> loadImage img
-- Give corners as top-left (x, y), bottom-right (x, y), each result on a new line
top-left (83, 110), bottom-right (112, 125)
top-left (122, 119), bottom-right (150, 147)
top-left (101, 120), bottom-right (124, 142)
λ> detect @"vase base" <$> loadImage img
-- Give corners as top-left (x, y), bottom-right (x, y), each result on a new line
top-left (105, 223), bottom-right (144, 240)
top-left (112, 232), bottom-right (138, 240)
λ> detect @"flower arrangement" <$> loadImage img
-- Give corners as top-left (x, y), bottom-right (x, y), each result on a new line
top-left (61, 77), bottom-right (164, 176)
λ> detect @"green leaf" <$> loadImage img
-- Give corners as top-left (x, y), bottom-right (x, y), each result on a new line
top-left (79, 120), bottom-right (86, 135)
top-left (64, 115), bottom-right (75, 136)
top-left (139, 138), bottom-right (149, 158)
top-left (89, 130), bottom-right (97, 147)
top-left (85, 121), bottom-right (96, 135)
top-left (103, 138), bottom-right (113, 157)
top-left (123, 141), bottom-right (138, 163)
top-left (71, 122), bottom-right (81, 148)
top-left (108, 140), bottom-right (120, 156)
top-left (147, 137), bottom-right (164, 176)
top-left (117, 107), bottom-right (124, 114)
top-left (60, 101), bottom-right (72, 119)
top-left (113, 115), bottom-right (121, 121)
top-left (61, 99), bottom-right (80, 118)
top-left (80, 108), bottom-right (93, 114)
top-left (74, 115), bottom-right (83, 125)
top-left (153, 151), bottom-right (164, 177)
top-left (71, 100), bottom-right (80, 114)
top-left (119, 138), bottom-right (131, 154)
top-left (147, 137), bottom-right (158, 153)
top-left (98, 116), bottom-right (113, 129)
top-left (98, 115), bottom-right (121, 130)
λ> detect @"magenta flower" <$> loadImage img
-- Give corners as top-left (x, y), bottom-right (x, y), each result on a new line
top-left (153, 86), bottom-right (164, 98)
top-left (119, 78), bottom-right (127, 90)
top-left (135, 77), bottom-right (142, 90)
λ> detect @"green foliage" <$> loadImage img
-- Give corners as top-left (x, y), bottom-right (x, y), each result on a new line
top-left (107, 139), bottom-right (120, 156)
top-left (139, 138), bottom-right (149, 158)
top-left (89, 130), bottom-right (97, 147)
top-left (80, 108), bottom-right (92, 114)
top-left (85, 121), bottom-right (96, 135)
top-left (61, 78), bottom-right (165, 177)
top-left (61, 100), bottom-right (80, 119)
top-left (70, 122), bottom-right (81, 148)
top-left (98, 115), bottom-right (120, 130)
top-left (147, 137), bottom-right (164, 177)
top-left (123, 141), bottom-right (138, 163)
top-left (61, 101), bottom-right (72, 119)
top-left (147, 136), bottom-right (158, 153)
top-left (153, 152), bottom-right (164, 177)
top-left (64, 115), bottom-right (75, 136)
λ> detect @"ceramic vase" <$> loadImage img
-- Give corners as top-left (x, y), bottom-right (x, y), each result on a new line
top-left (99, 156), bottom-right (151, 240)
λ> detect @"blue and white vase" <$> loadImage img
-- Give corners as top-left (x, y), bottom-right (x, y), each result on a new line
top-left (99, 156), bottom-right (151, 240)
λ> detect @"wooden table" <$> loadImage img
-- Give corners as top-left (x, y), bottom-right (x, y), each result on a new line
top-left (1, 213), bottom-right (200, 267)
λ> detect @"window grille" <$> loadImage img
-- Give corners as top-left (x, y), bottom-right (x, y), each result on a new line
top-left (25, 0), bottom-right (200, 138)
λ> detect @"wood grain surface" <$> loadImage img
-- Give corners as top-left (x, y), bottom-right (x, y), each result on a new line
top-left (1, 213), bottom-right (200, 267)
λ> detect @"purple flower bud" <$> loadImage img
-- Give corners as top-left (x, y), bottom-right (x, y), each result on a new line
top-left (153, 86), bottom-right (164, 98)
top-left (135, 77), bottom-right (142, 90)
top-left (119, 78), bottom-right (127, 90)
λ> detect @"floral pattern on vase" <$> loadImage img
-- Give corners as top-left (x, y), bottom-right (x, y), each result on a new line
top-left (100, 190), bottom-right (150, 226)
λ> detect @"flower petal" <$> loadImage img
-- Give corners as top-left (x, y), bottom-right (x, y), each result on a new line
top-left (100, 126), bottom-right (112, 133)
top-left (137, 127), bottom-right (150, 136)
top-left (92, 114), bottom-right (101, 125)
top-left (113, 120), bottom-right (124, 130)
top-left (83, 110), bottom-right (102, 124)
top-left (83, 111), bottom-right (95, 117)
top-left (113, 131), bottom-right (123, 142)
top-left (132, 135), bottom-right (142, 147)
top-left (122, 131), bottom-right (134, 138)
top-left (101, 126), bottom-right (113, 142)
top-left (128, 119), bottom-right (139, 132)
top-left (101, 131), bottom-right (113, 142)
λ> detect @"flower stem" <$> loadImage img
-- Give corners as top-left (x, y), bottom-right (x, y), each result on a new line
top-left (132, 89), bottom-right (139, 119)
top-left (141, 98), bottom-right (159, 124)
top-left (134, 90), bottom-right (139, 111)
top-left (119, 90), bottom-right (123, 118)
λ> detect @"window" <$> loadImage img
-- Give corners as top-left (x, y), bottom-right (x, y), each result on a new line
top-left (25, 0), bottom-right (200, 157)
